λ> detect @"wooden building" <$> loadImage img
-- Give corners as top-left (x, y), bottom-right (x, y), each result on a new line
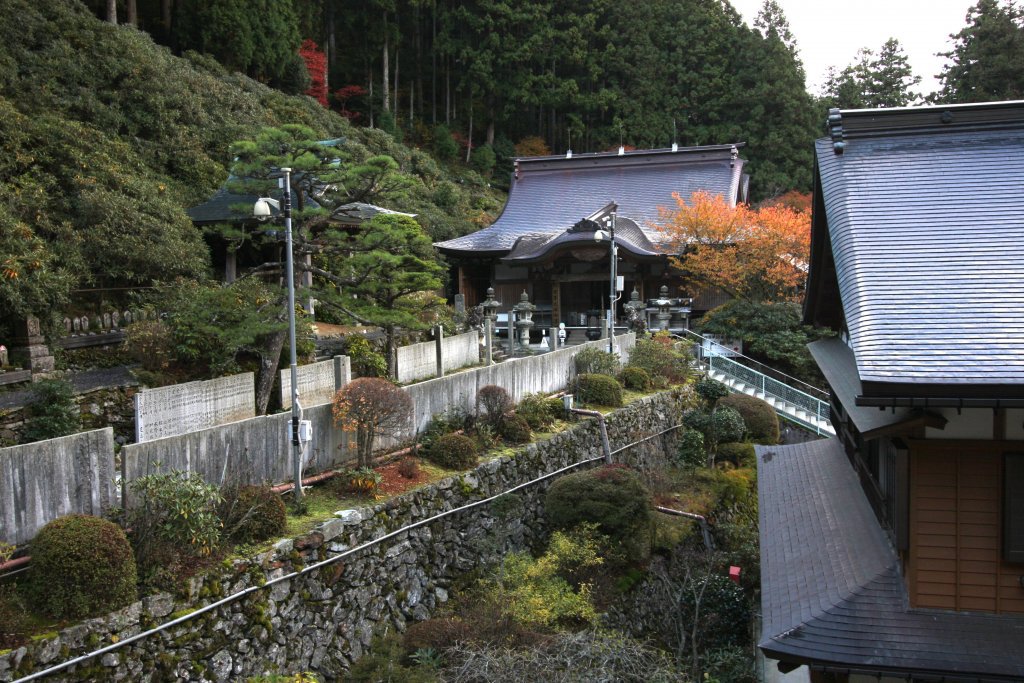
top-left (758, 101), bottom-right (1024, 681)
top-left (434, 145), bottom-right (748, 332)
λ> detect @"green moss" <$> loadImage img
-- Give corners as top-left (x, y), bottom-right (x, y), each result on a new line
top-left (30, 630), bottom-right (58, 641)
top-left (288, 550), bottom-right (305, 572)
top-left (168, 608), bottom-right (197, 620)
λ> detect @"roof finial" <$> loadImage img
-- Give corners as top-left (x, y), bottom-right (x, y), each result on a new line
top-left (828, 108), bottom-right (845, 155)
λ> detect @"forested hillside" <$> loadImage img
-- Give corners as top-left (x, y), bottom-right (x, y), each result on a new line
top-left (0, 0), bottom-right (503, 327)
top-left (80, 0), bottom-right (821, 201)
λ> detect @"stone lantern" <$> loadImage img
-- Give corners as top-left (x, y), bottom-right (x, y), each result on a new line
top-left (653, 285), bottom-right (673, 331)
top-left (481, 286), bottom-right (501, 325)
top-left (513, 290), bottom-right (536, 347)
top-left (624, 287), bottom-right (647, 332)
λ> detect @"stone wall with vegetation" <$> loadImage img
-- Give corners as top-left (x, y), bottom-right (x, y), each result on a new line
top-left (0, 391), bottom-right (685, 682)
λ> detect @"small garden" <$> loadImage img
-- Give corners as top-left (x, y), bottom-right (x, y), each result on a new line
top-left (0, 332), bottom-right (776, 683)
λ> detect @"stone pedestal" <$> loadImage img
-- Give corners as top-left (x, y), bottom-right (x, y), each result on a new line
top-left (12, 316), bottom-right (55, 376)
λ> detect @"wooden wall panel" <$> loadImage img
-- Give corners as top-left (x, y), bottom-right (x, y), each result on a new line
top-left (908, 443), bottom-right (1024, 614)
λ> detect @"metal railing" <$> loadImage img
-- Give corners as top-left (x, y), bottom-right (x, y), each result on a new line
top-left (676, 330), bottom-right (832, 435)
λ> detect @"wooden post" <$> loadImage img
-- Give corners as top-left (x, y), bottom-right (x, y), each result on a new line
top-left (435, 325), bottom-right (445, 377)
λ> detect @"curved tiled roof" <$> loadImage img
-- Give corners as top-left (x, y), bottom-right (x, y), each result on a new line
top-left (758, 438), bottom-right (1024, 679)
top-left (436, 145), bottom-right (745, 254)
top-left (503, 217), bottom-right (661, 264)
top-left (815, 106), bottom-right (1024, 390)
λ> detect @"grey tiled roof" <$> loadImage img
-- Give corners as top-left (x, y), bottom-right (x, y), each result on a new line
top-left (503, 217), bottom-right (661, 264)
top-left (332, 202), bottom-right (415, 224)
top-left (187, 175), bottom-right (316, 225)
top-left (758, 438), bottom-right (1024, 679)
top-left (815, 106), bottom-right (1024, 388)
top-left (435, 145), bottom-right (745, 254)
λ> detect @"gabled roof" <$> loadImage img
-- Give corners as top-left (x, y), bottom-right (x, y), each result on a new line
top-left (502, 216), bottom-right (661, 265)
top-left (805, 101), bottom-right (1024, 399)
top-left (435, 144), bottom-right (746, 255)
top-left (758, 438), bottom-right (1024, 680)
top-left (187, 174), bottom-right (319, 225)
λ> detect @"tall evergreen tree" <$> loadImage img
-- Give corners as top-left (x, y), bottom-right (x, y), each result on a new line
top-left (822, 39), bottom-right (920, 108)
top-left (937, 0), bottom-right (1024, 102)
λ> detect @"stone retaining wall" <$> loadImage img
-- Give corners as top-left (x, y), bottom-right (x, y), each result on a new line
top-left (0, 390), bottom-right (686, 682)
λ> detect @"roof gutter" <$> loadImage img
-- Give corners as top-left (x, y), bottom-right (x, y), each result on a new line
top-left (855, 396), bottom-right (1024, 410)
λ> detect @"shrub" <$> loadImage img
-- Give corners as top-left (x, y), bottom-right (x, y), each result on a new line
top-left (695, 377), bottom-right (730, 407)
top-left (343, 335), bottom-right (388, 378)
top-left (333, 378), bottom-right (413, 468)
top-left (545, 465), bottom-right (652, 562)
top-left (125, 318), bottom-right (175, 372)
top-left (574, 373), bottom-right (623, 407)
top-left (333, 466), bottom-right (384, 498)
top-left (432, 124), bottom-right (459, 161)
top-left (682, 406), bottom-right (746, 458)
top-left (686, 573), bottom-right (750, 651)
top-left (403, 616), bottom-right (474, 652)
top-left (22, 515), bottom-right (136, 619)
top-left (514, 135), bottom-right (552, 157)
top-left (500, 414), bottom-right (532, 444)
top-left (470, 144), bottom-right (496, 176)
top-left (418, 407), bottom-right (470, 452)
top-left (477, 384), bottom-right (513, 426)
top-left (626, 335), bottom-right (691, 383)
top-left (573, 347), bottom-right (619, 376)
top-left (676, 429), bottom-right (706, 468)
top-left (716, 441), bottom-right (756, 468)
top-left (516, 393), bottom-right (559, 430)
top-left (718, 392), bottom-right (779, 444)
top-left (618, 366), bottom-right (651, 391)
top-left (218, 484), bottom-right (287, 545)
top-left (127, 470), bottom-right (223, 573)
top-left (346, 632), bottom-right (438, 683)
top-left (21, 379), bottom-right (80, 443)
top-left (397, 456), bottom-right (420, 479)
top-left (428, 433), bottom-right (478, 470)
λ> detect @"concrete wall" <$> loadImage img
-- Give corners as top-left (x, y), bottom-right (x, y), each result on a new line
top-left (1, 391), bottom-right (683, 681)
top-left (0, 428), bottom-right (116, 546)
top-left (396, 330), bottom-right (479, 384)
top-left (280, 356), bottom-right (351, 409)
top-left (122, 403), bottom-right (343, 501)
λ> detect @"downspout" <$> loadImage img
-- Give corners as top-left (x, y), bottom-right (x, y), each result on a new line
top-left (570, 408), bottom-right (612, 464)
top-left (655, 506), bottom-right (715, 552)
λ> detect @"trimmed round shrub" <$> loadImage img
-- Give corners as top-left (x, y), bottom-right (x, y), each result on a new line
top-left (712, 406), bottom-right (747, 446)
top-left (477, 384), bottom-right (513, 426)
top-left (716, 441), bottom-right (756, 468)
top-left (696, 377), bottom-right (730, 407)
top-left (219, 485), bottom-right (287, 545)
top-left (429, 433), bottom-right (479, 470)
top-left (574, 373), bottom-right (623, 407)
top-left (718, 393), bottom-right (779, 444)
top-left (545, 465), bottom-right (652, 561)
top-left (23, 515), bottom-right (137, 619)
top-left (573, 347), bottom-right (619, 376)
top-left (500, 414), bottom-right (532, 444)
top-left (676, 429), bottom-right (706, 468)
top-left (618, 366), bottom-right (652, 391)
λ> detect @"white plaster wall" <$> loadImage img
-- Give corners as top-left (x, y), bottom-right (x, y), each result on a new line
top-left (925, 407), bottom-right (993, 440)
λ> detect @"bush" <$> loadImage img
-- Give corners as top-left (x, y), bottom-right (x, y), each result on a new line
top-left (573, 347), bottom-right (619, 376)
top-left (346, 632), bottom-right (437, 683)
top-left (686, 573), bottom-right (750, 651)
top-left (218, 485), bottom-right (287, 545)
top-left (127, 470), bottom-right (223, 574)
top-left (516, 393), bottom-right (561, 430)
top-left (695, 377), bottom-right (730, 407)
top-left (618, 366), bottom-right (651, 391)
top-left (333, 378), bottom-right (414, 468)
top-left (125, 318), bottom-right (175, 372)
top-left (404, 616), bottom-right (474, 652)
top-left (21, 379), bottom-right (80, 443)
top-left (718, 393), bottom-right (779, 444)
top-left (676, 429), bottom-right (706, 468)
top-left (344, 335), bottom-right (387, 378)
top-left (22, 515), bottom-right (136, 619)
top-left (545, 465), bottom-right (652, 562)
top-left (716, 441), bottom-right (756, 468)
top-left (397, 457), bottom-right (420, 479)
top-left (428, 433), bottom-right (478, 470)
top-left (470, 144), bottom-right (496, 176)
top-left (418, 407), bottom-right (470, 452)
top-left (477, 384), bottom-right (513, 426)
top-left (683, 406), bottom-right (746, 458)
top-left (574, 373), bottom-right (623, 407)
top-left (432, 124), bottom-right (459, 161)
top-left (500, 414), bottom-right (532, 444)
top-left (626, 335), bottom-right (691, 383)
top-left (331, 466), bottom-right (384, 498)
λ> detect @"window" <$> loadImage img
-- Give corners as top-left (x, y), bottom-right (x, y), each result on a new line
top-left (1004, 453), bottom-right (1024, 563)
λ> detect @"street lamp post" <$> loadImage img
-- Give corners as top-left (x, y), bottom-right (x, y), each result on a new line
top-left (254, 167), bottom-right (303, 502)
top-left (594, 206), bottom-right (619, 355)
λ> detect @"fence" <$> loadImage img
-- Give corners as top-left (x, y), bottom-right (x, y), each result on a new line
top-left (3, 333), bottom-right (634, 545)
top-left (280, 356), bottom-right (351, 408)
top-left (134, 373), bottom-right (256, 442)
top-left (0, 428), bottom-right (117, 546)
top-left (396, 330), bottom-right (479, 383)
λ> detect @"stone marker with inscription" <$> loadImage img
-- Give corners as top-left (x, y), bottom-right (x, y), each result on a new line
top-left (135, 373), bottom-right (256, 443)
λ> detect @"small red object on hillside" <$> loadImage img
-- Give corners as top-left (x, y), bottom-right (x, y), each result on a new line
top-left (729, 566), bottom-right (741, 584)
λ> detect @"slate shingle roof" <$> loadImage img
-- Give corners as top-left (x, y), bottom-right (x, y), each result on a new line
top-left (502, 216), bottom-right (661, 264)
top-left (814, 103), bottom-right (1024, 391)
top-left (435, 145), bottom-right (745, 255)
top-left (758, 438), bottom-right (1024, 680)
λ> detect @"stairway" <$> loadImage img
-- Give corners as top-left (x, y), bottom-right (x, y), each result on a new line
top-left (706, 367), bottom-right (835, 437)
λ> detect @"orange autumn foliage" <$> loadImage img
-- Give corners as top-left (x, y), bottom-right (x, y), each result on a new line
top-left (657, 191), bottom-right (811, 303)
